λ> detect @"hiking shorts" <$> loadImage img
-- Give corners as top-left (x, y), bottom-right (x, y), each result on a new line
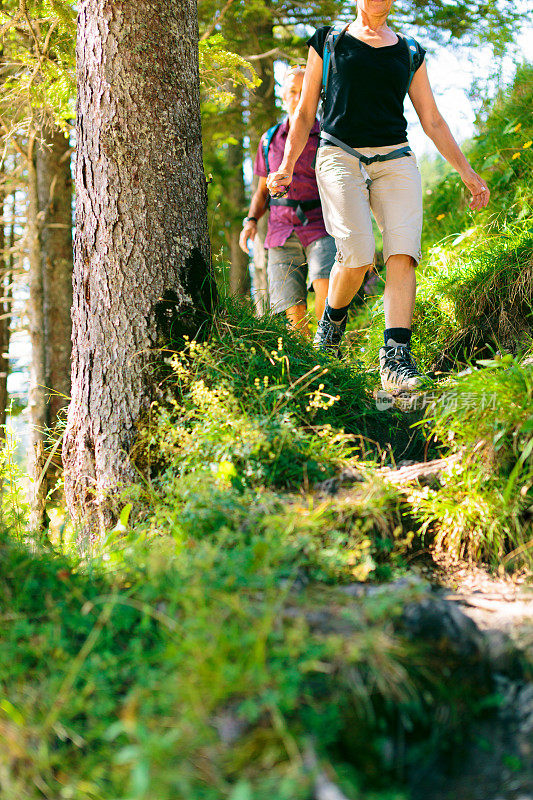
top-left (267, 232), bottom-right (336, 313)
top-left (315, 142), bottom-right (423, 268)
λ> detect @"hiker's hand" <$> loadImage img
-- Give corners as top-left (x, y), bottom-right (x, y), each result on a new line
top-left (239, 220), bottom-right (257, 253)
top-left (461, 169), bottom-right (490, 211)
top-left (267, 167), bottom-right (293, 198)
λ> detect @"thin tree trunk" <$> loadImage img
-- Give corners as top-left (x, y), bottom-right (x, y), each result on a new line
top-left (0, 188), bottom-right (6, 434)
top-left (64, 0), bottom-right (215, 540)
top-left (27, 135), bottom-right (49, 529)
top-left (227, 136), bottom-right (250, 298)
top-left (36, 126), bottom-right (73, 425)
top-left (0, 193), bottom-right (14, 437)
top-left (249, 21), bottom-right (276, 316)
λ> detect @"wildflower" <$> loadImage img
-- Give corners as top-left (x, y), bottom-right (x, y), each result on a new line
top-left (436, 213), bottom-right (445, 221)
top-left (250, 347), bottom-right (256, 354)
top-left (523, 141), bottom-right (532, 149)
top-left (277, 337), bottom-right (283, 350)
top-left (514, 122), bottom-right (522, 131)
top-left (263, 375), bottom-right (269, 387)
top-left (512, 152), bottom-right (521, 160)
top-left (254, 377), bottom-right (260, 388)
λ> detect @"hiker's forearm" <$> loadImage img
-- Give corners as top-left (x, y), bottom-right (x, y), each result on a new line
top-left (424, 115), bottom-right (474, 178)
top-left (279, 109), bottom-right (315, 171)
top-left (247, 187), bottom-right (270, 220)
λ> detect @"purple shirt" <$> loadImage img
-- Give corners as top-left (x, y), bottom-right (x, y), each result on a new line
top-left (254, 118), bottom-right (328, 249)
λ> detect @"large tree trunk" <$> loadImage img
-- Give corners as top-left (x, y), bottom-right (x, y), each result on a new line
top-left (64, 0), bottom-right (215, 539)
top-left (36, 126), bottom-right (73, 425)
top-left (227, 136), bottom-right (250, 298)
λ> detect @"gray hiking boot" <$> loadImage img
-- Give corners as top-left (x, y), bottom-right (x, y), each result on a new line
top-left (313, 311), bottom-right (346, 356)
top-left (379, 343), bottom-right (423, 392)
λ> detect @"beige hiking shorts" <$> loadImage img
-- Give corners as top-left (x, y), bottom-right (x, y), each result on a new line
top-left (315, 142), bottom-right (423, 268)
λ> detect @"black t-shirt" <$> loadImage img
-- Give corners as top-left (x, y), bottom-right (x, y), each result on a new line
top-left (307, 26), bottom-right (426, 147)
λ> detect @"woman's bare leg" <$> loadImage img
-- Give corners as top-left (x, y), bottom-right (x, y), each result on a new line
top-left (383, 254), bottom-right (416, 329)
top-left (327, 262), bottom-right (369, 309)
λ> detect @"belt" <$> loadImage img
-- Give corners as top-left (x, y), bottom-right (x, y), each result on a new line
top-left (319, 131), bottom-right (412, 188)
top-left (269, 197), bottom-right (321, 226)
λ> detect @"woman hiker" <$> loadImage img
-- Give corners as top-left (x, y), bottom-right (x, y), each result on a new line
top-left (266, 0), bottom-right (490, 392)
top-left (240, 66), bottom-right (336, 336)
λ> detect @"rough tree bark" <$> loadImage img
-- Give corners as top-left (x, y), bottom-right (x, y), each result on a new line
top-left (64, 0), bottom-right (215, 538)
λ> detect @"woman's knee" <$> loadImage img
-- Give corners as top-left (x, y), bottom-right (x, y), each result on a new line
top-left (386, 253), bottom-right (417, 271)
top-left (331, 261), bottom-right (369, 284)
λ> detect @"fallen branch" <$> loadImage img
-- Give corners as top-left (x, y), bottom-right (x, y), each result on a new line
top-left (378, 452), bottom-right (463, 486)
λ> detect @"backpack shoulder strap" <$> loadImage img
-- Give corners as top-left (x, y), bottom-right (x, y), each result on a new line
top-left (398, 33), bottom-right (423, 93)
top-left (321, 23), bottom-right (350, 102)
top-left (262, 123), bottom-right (281, 175)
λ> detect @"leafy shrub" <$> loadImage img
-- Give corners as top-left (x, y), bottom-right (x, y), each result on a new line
top-left (136, 299), bottom-right (425, 486)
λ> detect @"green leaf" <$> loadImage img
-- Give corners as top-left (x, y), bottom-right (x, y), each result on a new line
top-left (229, 782), bottom-right (253, 800)
top-left (0, 699), bottom-right (24, 726)
top-left (113, 503), bottom-right (133, 533)
top-left (503, 438), bottom-right (533, 506)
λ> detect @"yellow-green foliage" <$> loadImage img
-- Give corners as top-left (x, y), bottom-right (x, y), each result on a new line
top-left (137, 300), bottom-right (423, 484)
top-left (0, 0), bottom-right (76, 130)
top-left (199, 34), bottom-right (260, 107)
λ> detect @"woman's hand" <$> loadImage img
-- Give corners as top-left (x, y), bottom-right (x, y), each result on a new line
top-left (460, 168), bottom-right (490, 211)
top-left (266, 167), bottom-right (293, 198)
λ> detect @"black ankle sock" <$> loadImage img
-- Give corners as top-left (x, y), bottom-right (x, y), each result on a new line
top-left (384, 327), bottom-right (411, 347)
top-left (325, 300), bottom-right (349, 322)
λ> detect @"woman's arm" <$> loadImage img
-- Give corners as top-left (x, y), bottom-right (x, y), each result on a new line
top-left (409, 63), bottom-right (490, 211)
top-left (266, 49), bottom-right (323, 197)
top-left (239, 177), bottom-right (269, 253)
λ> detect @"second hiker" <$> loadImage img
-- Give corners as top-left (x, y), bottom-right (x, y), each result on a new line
top-left (239, 66), bottom-right (336, 336)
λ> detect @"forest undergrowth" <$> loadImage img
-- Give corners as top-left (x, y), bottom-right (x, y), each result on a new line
top-left (1, 287), bottom-right (531, 799)
top-left (1, 64), bottom-right (532, 800)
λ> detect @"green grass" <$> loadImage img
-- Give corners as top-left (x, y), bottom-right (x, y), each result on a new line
top-left (410, 355), bottom-right (533, 563)
top-left (415, 222), bottom-right (533, 370)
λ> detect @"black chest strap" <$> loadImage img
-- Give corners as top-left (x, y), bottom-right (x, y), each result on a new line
top-left (269, 198), bottom-right (321, 226)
